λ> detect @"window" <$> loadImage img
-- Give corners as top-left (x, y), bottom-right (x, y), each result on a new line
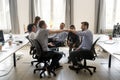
top-left (34, 0), bottom-right (65, 29)
top-left (0, 0), bottom-right (11, 30)
top-left (106, 0), bottom-right (120, 29)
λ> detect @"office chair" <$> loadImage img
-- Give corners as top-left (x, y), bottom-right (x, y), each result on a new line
top-left (26, 36), bottom-right (40, 68)
top-left (33, 39), bottom-right (56, 78)
top-left (76, 38), bottom-right (100, 75)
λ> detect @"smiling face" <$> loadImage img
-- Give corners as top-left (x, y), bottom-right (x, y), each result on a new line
top-left (32, 25), bottom-right (36, 32)
top-left (60, 23), bottom-right (65, 30)
top-left (42, 23), bottom-right (47, 29)
top-left (81, 22), bottom-right (89, 31)
top-left (70, 25), bottom-right (75, 30)
top-left (81, 24), bottom-right (86, 31)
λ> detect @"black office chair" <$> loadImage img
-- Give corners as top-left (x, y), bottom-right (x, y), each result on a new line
top-left (33, 39), bottom-right (56, 78)
top-left (26, 36), bottom-right (40, 68)
top-left (76, 38), bottom-right (100, 75)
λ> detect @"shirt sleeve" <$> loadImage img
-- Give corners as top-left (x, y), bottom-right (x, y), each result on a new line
top-left (29, 32), bottom-right (36, 40)
top-left (42, 29), bottom-right (49, 36)
top-left (31, 33), bottom-right (36, 39)
top-left (76, 31), bottom-right (87, 36)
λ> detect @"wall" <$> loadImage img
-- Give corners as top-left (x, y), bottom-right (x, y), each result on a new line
top-left (73, 0), bottom-right (95, 33)
top-left (17, 0), bottom-right (29, 34)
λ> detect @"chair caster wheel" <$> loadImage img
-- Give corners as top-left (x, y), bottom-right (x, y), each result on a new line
top-left (54, 73), bottom-right (56, 76)
top-left (33, 70), bottom-right (36, 74)
top-left (31, 62), bottom-right (33, 65)
top-left (84, 70), bottom-right (86, 72)
top-left (36, 65), bottom-right (38, 68)
top-left (40, 76), bottom-right (42, 78)
top-left (90, 72), bottom-right (93, 75)
top-left (76, 71), bottom-right (79, 74)
top-left (94, 68), bottom-right (96, 72)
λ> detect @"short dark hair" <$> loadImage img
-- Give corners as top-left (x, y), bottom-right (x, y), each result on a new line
top-left (39, 20), bottom-right (46, 28)
top-left (27, 24), bottom-right (35, 32)
top-left (35, 16), bottom-right (40, 22)
top-left (81, 21), bottom-right (89, 28)
top-left (70, 25), bottom-right (75, 29)
top-left (61, 22), bottom-right (65, 25)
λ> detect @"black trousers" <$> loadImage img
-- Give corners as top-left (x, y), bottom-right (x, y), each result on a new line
top-left (45, 51), bottom-right (62, 67)
top-left (69, 48), bottom-right (93, 66)
top-left (48, 38), bottom-right (64, 47)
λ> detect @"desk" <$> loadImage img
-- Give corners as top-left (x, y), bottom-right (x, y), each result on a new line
top-left (0, 34), bottom-right (29, 67)
top-left (94, 34), bottom-right (120, 68)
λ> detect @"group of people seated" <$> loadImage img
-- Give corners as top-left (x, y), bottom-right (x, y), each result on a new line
top-left (27, 16), bottom-right (93, 71)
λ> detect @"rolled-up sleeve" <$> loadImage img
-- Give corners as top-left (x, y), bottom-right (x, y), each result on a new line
top-left (76, 31), bottom-right (87, 36)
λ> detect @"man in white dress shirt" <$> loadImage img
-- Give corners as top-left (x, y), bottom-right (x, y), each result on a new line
top-left (27, 23), bottom-right (36, 40)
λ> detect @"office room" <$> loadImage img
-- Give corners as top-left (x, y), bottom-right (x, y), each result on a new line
top-left (0, 0), bottom-right (120, 80)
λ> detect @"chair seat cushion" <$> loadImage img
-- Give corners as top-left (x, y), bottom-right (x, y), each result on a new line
top-left (79, 50), bottom-right (94, 60)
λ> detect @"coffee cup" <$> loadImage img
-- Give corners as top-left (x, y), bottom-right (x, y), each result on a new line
top-left (109, 35), bottom-right (112, 40)
top-left (8, 40), bottom-right (12, 46)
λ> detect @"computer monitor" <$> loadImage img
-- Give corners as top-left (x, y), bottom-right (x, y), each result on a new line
top-left (112, 23), bottom-right (120, 37)
top-left (0, 30), bottom-right (5, 43)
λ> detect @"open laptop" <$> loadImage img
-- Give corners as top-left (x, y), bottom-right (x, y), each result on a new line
top-left (0, 30), bottom-right (5, 43)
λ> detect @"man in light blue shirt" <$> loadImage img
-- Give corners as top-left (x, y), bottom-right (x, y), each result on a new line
top-left (76, 30), bottom-right (93, 50)
top-left (68, 22), bottom-right (93, 69)
top-left (48, 23), bottom-right (68, 47)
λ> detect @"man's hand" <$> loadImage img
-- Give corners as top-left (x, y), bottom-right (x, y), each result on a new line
top-left (48, 42), bottom-right (55, 46)
top-left (75, 48), bottom-right (80, 51)
top-left (72, 44), bottom-right (76, 48)
top-left (67, 40), bottom-right (71, 46)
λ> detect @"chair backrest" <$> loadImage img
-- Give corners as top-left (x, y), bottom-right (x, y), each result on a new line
top-left (26, 36), bottom-right (34, 47)
top-left (29, 39), bottom-right (36, 55)
top-left (34, 39), bottom-right (43, 57)
top-left (90, 37), bottom-right (100, 58)
top-left (26, 35), bottom-right (29, 40)
top-left (29, 39), bottom-right (35, 47)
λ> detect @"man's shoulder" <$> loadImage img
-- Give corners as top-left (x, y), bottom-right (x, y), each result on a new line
top-left (62, 31), bottom-right (68, 35)
top-left (29, 32), bottom-right (35, 36)
top-left (37, 29), bottom-right (49, 33)
top-left (31, 32), bottom-right (35, 34)
top-left (86, 30), bottom-right (92, 33)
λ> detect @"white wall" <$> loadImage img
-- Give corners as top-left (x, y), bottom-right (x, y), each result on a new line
top-left (17, 0), bottom-right (29, 34)
top-left (73, 0), bottom-right (95, 33)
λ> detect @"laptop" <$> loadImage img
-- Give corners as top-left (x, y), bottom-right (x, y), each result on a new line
top-left (0, 30), bottom-right (5, 43)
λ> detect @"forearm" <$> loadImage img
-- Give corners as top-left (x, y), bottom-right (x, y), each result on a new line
top-left (49, 30), bottom-right (64, 34)
top-left (69, 30), bottom-right (77, 34)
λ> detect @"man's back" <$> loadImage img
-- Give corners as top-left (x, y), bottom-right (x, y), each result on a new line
top-left (35, 29), bottom-right (49, 51)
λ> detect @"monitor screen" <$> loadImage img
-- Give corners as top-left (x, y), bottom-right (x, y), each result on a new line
top-left (0, 30), bottom-right (5, 43)
top-left (113, 23), bottom-right (120, 37)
